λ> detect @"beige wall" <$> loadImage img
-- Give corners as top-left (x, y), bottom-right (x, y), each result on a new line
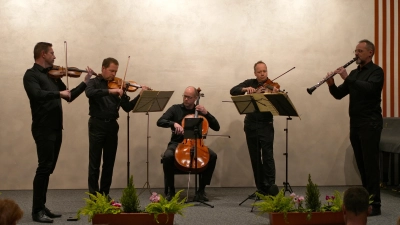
top-left (0, 0), bottom-right (375, 190)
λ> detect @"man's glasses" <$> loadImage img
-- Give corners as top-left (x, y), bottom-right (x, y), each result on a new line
top-left (353, 49), bottom-right (364, 54)
top-left (182, 95), bottom-right (194, 100)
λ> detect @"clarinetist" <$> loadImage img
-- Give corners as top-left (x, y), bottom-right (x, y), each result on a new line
top-left (325, 39), bottom-right (384, 217)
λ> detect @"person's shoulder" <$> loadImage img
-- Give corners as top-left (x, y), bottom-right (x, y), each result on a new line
top-left (370, 62), bottom-right (384, 73)
top-left (24, 64), bottom-right (43, 79)
top-left (171, 103), bottom-right (184, 108)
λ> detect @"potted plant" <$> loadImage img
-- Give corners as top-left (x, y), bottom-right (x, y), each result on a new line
top-left (253, 174), bottom-right (345, 225)
top-left (77, 176), bottom-right (193, 225)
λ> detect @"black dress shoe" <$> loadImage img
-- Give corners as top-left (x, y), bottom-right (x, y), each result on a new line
top-left (165, 192), bottom-right (176, 201)
top-left (32, 210), bottom-right (54, 223)
top-left (368, 207), bottom-right (381, 217)
top-left (268, 184), bottom-right (279, 196)
top-left (194, 190), bottom-right (209, 202)
top-left (44, 207), bottom-right (61, 218)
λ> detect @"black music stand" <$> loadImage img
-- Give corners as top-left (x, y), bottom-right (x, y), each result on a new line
top-left (232, 93), bottom-right (299, 210)
top-left (182, 117), bottom-right (214, 208)
top-left (130, 90), bottom-right (174, 195)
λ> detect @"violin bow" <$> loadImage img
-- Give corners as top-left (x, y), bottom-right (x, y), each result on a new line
top-left (271, 67), bottom-right (295, 82)
top-left (121, 56), bottom-right (130, 91)
top-left (116, 56), bottom-right (130, 110)
top-left (64, 41), bottom-right (69, 90)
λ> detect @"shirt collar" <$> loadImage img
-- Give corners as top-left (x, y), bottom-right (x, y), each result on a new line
top-left (180, 103), bottom-right (197, 110)
top-left (33, 63), bottom-right (52, 73)
top-left (357, 61), bottom-right (373, 71)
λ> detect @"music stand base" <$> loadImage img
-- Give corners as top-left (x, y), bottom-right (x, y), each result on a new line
top-left (239, 191), bottom-right (261, 212)
top-left (283, 182), bottom-right (293, 194)
top-left (139, 182), bottom-right (152, 196)
top-left (186, 194), bottom-right (214, 208)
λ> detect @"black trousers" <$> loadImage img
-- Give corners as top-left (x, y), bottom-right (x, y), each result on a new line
top-left (31, 127), bottom-right (62, 214)
top-left (162, 142), bottom-right (217, 195)
top-left (350, 122), bottom-right (382, 207)
top-left (88, 117), bottom-right (119, 196)
top-left (244, 122), bottom-right (275, 193)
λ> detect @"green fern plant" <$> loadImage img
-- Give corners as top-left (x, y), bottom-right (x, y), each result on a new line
top-left (253, 189), bottom-right (295, 214)
top-left (145, 190), bottom-right (193, 223)
top-left (120, 176), bottom-right (141, 213)
top-left (76, 192), bottom-right (122, 222)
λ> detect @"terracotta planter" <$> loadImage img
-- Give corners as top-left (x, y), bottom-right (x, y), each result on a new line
top-left (269, 211), bottom-right (345, 225)
top-left (92, 213), bottom-right (174, 225)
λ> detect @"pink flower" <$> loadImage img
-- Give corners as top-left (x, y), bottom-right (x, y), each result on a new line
top-left (331, 196), bottom-right (335, 200)
top-left (290, 193), bottom-right (296, 198)
top-left (149, 192), bottom-right (160, 203)
top-left (112, 202), bottom-right (122, 208)
top-left (298, 196), bottom-right (304, 202)
top-left (325, 195), bottom-right (330, 200)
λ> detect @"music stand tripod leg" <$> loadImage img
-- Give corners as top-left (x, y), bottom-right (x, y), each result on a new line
top-left (283, 117), bottom-right (293, 195)
top-left (139, 112), bottom-right (152, 196)
top-left (239, 191), bottom-right (257, 206)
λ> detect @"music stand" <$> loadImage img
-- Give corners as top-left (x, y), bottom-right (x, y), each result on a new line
top-left (130, 90), bottom-right (174, 195)
top-left (232, 93), bottom-right (299, 209)
top-left (183, 117), bottom-right (214, 208)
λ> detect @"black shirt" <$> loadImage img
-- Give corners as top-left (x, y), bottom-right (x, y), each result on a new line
top-left (329, 61), bottom-right (384, 127)
top-left (23, 63), bottom-right (87, 129)
top-left (157, 104), bottom-right (220, 143)
top-left (230, 78), bottom-right (274, 124)
top-left (85, 76), bottom-right (139, 119)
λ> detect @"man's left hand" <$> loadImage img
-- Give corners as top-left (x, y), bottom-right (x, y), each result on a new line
top-left (195, 104), bottom-right (208, 115)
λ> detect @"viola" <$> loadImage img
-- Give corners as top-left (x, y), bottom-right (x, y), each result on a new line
top-left (48, 65), bottom-right (97, 78)
top-left (175, 87), bottom-right (210, 173)
top-left (107, 77), bottom-right (148, 92)
top-left (256, 78), bottom-right (281, 93)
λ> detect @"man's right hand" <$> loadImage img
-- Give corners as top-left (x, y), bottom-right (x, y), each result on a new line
top-left (173, 123), bottom-right (184, 135)
top-left (244, 87), bottom-right (257, 94)
top-left (109, 89), bottom-right (123, 96)
top-left (60, 90), bottom-right (71, 101)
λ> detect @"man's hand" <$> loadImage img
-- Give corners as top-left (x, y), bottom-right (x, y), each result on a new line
top-left (195, 104), bottom-right (208, 115)
top-left (84, 66), bottom-right (94, 83)
top-left (109, 88), bottom-right (123, 96)
top-left (244, 87), bottom-right (257, 94)
top-left (325, 71), bottom-right (335, 86)
top-left (60, 90), bottom-right (71, 101)
top-left (173, 123), bottom-right (184, 135)
top-left (335, 66), bottom-right (348, 80)
top-left (139, 85), bottom-right (151, 94)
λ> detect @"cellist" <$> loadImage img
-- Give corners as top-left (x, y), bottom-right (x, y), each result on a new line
top-left (157, 86), bottom-right (220, 201)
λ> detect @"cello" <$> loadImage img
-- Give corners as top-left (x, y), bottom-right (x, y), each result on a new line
top-left (175, 88), bottom-right (210, 173)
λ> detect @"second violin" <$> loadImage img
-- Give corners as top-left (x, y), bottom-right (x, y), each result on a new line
top-left (107, 77), bottom-right (149, 92)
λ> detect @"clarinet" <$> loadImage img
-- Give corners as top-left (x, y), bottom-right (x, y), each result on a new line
top-left (306, 57), bottom-right (357, 95)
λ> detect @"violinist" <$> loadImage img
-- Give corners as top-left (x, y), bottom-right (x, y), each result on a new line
top-left (157, 86), bottom-right (220, 201)
top-left (230, 60), bottom-right (279, 197)
top-left (85, 57), bottom-right (150, 199)
top-left (23, 42), bottom-right (92, 223)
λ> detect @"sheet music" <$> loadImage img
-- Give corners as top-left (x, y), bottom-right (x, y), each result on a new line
top-left (250, 93), bottom-right (279, 116)
top-left (132, 90), bottom-right (174, 113)
top-left (230, 95), bottom-right (256, 114)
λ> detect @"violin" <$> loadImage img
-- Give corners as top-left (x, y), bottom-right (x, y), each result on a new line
top-left (48, 65), bottom-right (97, 78)
top-left (107, 76), bottom-right (148, 92)
top-left (175, 87), bottom-right (210, 173)
top-left (256, 78), bottom-right (281, 93)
